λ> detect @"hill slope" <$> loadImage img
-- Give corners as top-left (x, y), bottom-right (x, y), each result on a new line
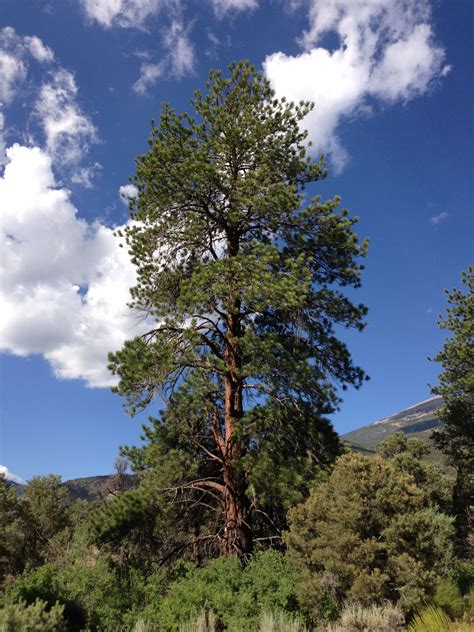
top-left (341, 396), bottom-right (443, 455)
top-left (9, 474), bottom-right (137, 501)
top-left (63, 474), bottom-right (137, 502)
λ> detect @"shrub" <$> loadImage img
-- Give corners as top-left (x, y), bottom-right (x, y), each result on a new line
top-left (433, 579), bottom-right (465, 619)
top-left (0, 598), bottom-right (66, 631)
top-left (5, 555), bottom-right (127, 630)
top-left (407, 605), bottom-right (450, 631)
top-left (285, 453), bottom-right (455, 617)
top-left (129, 550), bottom-right (300, 631)
top-left (179, 608), bottom-right (219, 632)
top-left (323, 602), bottom-right (404, 631)
top-left (176, 609), bottom-right (308, 632)
top-left (259, 611), bottom-right (307, 632)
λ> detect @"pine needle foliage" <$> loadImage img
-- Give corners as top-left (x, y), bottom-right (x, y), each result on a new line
top-left (431, 267), bottom-right (474, 549)
top-left (109, 60), bottom-right (368, 557)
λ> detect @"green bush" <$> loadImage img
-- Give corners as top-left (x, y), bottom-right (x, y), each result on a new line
top-left (433, 579), bottom-right (465, 619)
top-left (129, 550), bottom-right (300, 631)
top-left (5, 556), bottom-right (128, 631)
top-left (452, 560), bottom-right (474, 596)
top-left (0, 599), bottom-right (66, 631)
top-left (285, 453), bottom-right (455, 617)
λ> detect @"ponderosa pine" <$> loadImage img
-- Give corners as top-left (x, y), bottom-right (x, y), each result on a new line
top-left (431, 267), bottom-right (474, 550)
top-left (109, 61), bottom-right (368, 558)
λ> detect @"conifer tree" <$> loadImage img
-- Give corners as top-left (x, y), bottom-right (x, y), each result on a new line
top-left (431, 266), bottom-right (474, 548)
top-left (109, 61), bottom-right (368, 558)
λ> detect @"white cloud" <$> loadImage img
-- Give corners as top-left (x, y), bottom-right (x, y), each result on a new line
top-left (430, 211), bottom-right (448, 225)
top-left (71, 162), bottom-right (103, 188)
top-left (0, 464), bottom-right (24, 484)
top-left (163, 19), bottom-right (195, 78)
top-left (35, 69), bottom-right (98, 165)
top-left (0, 28), bottom-right (97, 181)
top-left (0, 27), bottom-right (54, 105)
top-left (133, 18), bottom-right (195, 94)
top-left (119, 183), bottom-right (138, 204)
top-left (264, 0), bottom-right (449, 170)
top-left (24, 35), bottom-right (54, 63)
top-left (211, 0), bottom-right (258, 18)
top-left (0, 51), bottom-right (27, 105)
top-left (133, 62), bottom-right (164, 95)
top-left (0, 113), bottom-right (6, 166)
top-left (0, 144), bottom-right (148, 387)
top-left (81, 0), bottom-right (166, 29)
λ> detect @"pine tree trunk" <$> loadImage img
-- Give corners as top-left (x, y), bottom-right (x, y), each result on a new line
top-left (221, 461), bottom-right (252, 557)
top-left (221, 304), bottom-right (252, 558)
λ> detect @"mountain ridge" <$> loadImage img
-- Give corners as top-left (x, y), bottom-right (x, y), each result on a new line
top-left (341, 395), bottom-right (443, 457)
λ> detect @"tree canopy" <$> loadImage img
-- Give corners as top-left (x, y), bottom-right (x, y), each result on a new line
top-left (285, 452), bottom-right (455, 617)
top-left (109, 60), bottom-right (368, 558)
top-left (431, 266), bottom-right (474, 547)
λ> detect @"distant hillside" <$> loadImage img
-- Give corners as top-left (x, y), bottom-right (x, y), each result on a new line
top-left (8, 474), bottom-right (137, 502)
top-left (64, 474), bottom-right (137, 502)
top-left (342, 396), bottom-right (444, 456)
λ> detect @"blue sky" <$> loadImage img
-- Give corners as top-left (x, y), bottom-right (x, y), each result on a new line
top-left (0, 0), bottom-right (472, 483)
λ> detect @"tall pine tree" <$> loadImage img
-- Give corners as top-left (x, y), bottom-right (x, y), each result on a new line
top-left (109, 62), bottom-right (368, 558)
top-left (431, 266), bottom-right (474, 549)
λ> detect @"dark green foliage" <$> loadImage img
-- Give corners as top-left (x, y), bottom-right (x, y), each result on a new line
top-left (22, 475), bottom-right (71, 565)
top-left (0, 476), bottom-right (29, 583)
top-left (0, 474), bottom-right (72, 581)
top-left (433, 579), bottom-right (465, 619)
top-left (377, 433), bottom-right (453, 511)
top-left (4, 555), bottom-right (128, 630)
top-left (431, 267), bottom-right (474, 549)
top-left (432, 559), bottom-right (474, 619)
top-left (285, 452), bottom-right (455, 618)
top-left (0, 598), bottom-right (66, 631)
top-left (108, 60), bottom-right (367, 557)
top-left (126, 550), bottom-right (299, 631)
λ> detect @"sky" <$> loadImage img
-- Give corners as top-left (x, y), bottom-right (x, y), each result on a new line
top-left (0, 0), bottom-right (472, 484)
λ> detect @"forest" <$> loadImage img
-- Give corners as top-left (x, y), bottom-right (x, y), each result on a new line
top-left (0, 62), bottom-right (472, 632)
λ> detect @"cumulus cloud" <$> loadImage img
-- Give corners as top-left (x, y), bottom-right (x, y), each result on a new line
top-left (0, 145), bottom-right (147, 387)
top-left (0, 29), bottom-right (136, 388)
top-left (0, 464), bottom-right (24, 484)
top-left (264, 0), bottom-right (450, 170)
top-left (430, 211), bottom-right (448, 225)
